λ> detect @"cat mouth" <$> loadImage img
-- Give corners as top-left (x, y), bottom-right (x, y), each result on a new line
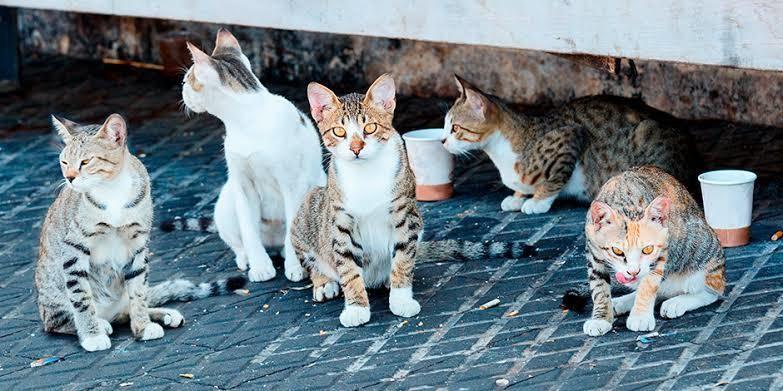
top-left (615, 272), bottom-right (638, 285)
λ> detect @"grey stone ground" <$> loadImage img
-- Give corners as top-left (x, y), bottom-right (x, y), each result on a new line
top-left (1, 59), bottom-right (782, 390)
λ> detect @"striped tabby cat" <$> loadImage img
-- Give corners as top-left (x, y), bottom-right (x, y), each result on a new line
top-left (36, 114), bottom-right (245, 352)
top-left (564, 166), bottom-right (725, 336)
top-left (442, 76), bottom-right (692, 215)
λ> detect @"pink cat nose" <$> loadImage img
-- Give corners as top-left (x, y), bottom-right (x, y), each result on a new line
top-left (66, 175), bottom-right (75, 183)
top-left (627, 269), bottom-right (639, 277)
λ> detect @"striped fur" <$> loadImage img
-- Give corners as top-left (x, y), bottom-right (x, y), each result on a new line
top-left (160, 216), bottom-right (217, 233)
top-left (417, 239), bottom-right (536, 262)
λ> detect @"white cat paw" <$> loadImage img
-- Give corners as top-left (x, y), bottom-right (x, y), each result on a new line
top-left (163, 310), bottom-right (185, 328)
top-left (81, 333), bottom-right (111, 352)
top-left (284, 258), bottom-right (308, 282)
top-left (660, 297), bottom-right (690, 319)
top-left (626, 313), bottom-right (656, 332)
top-left (140, 322), bottom-right (165, 341)
top-left (612, 297), bottom-right (634, 316)
top-left (234, 255), bottom-right (248, 271)
top-left (582, 319), bottom-right (612, 336)
top-left (97, 318), bottom-right (113, 335)
top-left (339, 305), bottom-right (371, 327)
top-left (501, 195), bottom-right (524, 212)
top-left (313, 281), bottom-right (340, 302)
top-left (390, 297), bottom-right (421, 318)
top-left (247, 257), bottom-right (276, 282)
top-left (521, 198), bottom-right (554, 214)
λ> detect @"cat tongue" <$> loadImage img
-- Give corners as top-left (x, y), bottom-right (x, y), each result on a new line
top-left (615, 272), bottom-right (636, 285)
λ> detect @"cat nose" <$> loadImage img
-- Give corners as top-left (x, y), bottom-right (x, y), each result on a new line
top-left (349, 140), bottom-right (365, 157)
top-left (66, 175), bottom-right (76, 183)
top-left (627, 269), bottom-right (639, 277)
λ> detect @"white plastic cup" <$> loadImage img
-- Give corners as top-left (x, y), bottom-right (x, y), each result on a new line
top-left (402, 129), bottom-right (455, 201)
top-left (698, 170), bottom-right (757, 247)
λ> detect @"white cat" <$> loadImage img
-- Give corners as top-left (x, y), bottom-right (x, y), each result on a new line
top-left (175, 28), bottom-right (325, 282)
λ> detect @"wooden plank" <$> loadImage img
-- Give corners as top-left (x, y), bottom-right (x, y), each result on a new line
top-left (0, 6), bottom-right (18, 92)
top-left (2, 0), bottom-right (783, 71)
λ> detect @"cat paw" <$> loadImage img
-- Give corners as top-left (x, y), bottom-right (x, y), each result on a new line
top-left (313, 281), bottom-right (340, 302)
top-left (284, 258), bottom-right (308, 282)
top-left (501, 195), bottom-right (524, 212)
top-left (81, 333), bottom-right (111, 352)
top-left (521, 198), bottom-right (554, 214)
top-left (626, 313), bottom-right (656, 332)
top-left (612, 297), bottom-right (634, 316)
top-left (97, 318), bottom-right (113, 335)
top-left (339, 305), bottom-right (371, 327)
top-left (582, 319), bottom-right (612, 336)
top-left (660, 297), bottom-right (690, 318)
top-left (247, 258), bottom-right (276, 282)
top-left (163, 310), bottom-right (185, 328)
top-left (389, 297), bottom-right (421, 318)
top-left (140, 322), bottom-right (165, 341)
top-left (235, 255), bottom-right (248, 271)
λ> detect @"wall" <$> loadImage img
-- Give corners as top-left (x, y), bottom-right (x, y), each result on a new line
top-left (16, 9), bottom-right (783, 127)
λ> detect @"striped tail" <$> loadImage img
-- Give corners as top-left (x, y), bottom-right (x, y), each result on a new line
top-left (147, 275), bottom-right (246, 307)
top-left (417, 240), bottom-right (537, 262)
top-left (160, 216), bottom-right (216, 233)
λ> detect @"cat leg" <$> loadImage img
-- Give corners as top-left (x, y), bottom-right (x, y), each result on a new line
top-left (281, 188), bottom-right (307, 282)
top-left (388, 202), bottom-right (422, 318)
top-left (311, 267), bottom-right (340, 302)
top-left (60, 249), bottom-right (111, 351)
top-left (148, 307), bottom-right (185, 328)
top-left (626, 258), bottom-right (666, 332)
top-left (41, 304), bottom-right (76, 335)
top-left (612, 292), bottom-right (636, 315)
top-left (501, 191), bottom-right (527, 212)
top-left (125, 247), bottom-right (164, 341)
top-left (521, 193), bottom-right (558, 214)
top-left (583, 257), bottom-right (614, 336)
top-left (332, 211), bottom-right (370, 327)
top-left (215, 184), bottom-right (248, 271)
top-left (519, 127), bottom-right (583, 215)
top-left (230, 174), bottom-right (276, 282)
top-left (660, 290), bottom-right (718, 319)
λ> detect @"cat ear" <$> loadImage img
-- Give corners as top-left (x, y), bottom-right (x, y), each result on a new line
top-left (590, 201), bottom-right (617, 231)
top-left (186, 42), bottom-right (210, 65)
top-left (96, 113), bottom-right (127, 147)
top-left (364, 73), bottom-right (396, 114)
top-left (214, 27), bottom-right (241, 53)
top-left (454, 74), bottom-right (469, 98)
top-left (644, 196), bottom-right (671, 225)
top-left (51, 114), bottom-right (77, 142)
top-left (307, 82), bottom-right (340, 123)
top-left (463, 84), bottom-right (492, 120)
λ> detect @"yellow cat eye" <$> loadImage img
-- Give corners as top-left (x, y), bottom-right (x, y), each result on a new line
top-left (332, 127), bottom-right (346, 138)
top-left (80, 159), bottom-right (91, 166)
top-left (364, 123), bottom-right (378, 134)
top-left (642, 245), bottom-right (654, 255)
top-left (451, 124), bottom-right (461, 133)
top-left (611, 247), bottom-right (625, 256)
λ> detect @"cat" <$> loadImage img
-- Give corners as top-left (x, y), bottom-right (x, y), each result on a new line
top-left (173, 28), bottom-right (326, 282)
top-left (35, 113), bottom-right (246, 352)
top-left (291, 74), bottom-right (538, 327)
top-left (442, 75), bottom-right (693, 215)
top-left (562, 166), bottom-right (725, 336)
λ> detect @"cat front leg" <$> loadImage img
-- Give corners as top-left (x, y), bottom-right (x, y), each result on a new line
top-left (519, 127), bottom-right (583, 215)
top-left (231, 175), bottom-right (276, 282)
top-left (583, 256), bottom-right (614, 336)
top-left (626, 258), bottom-right (665, 332)
top-left (332, 211), bottom-right (370, 327)
top-left (214, 183), bottom-right (248, 271)
top-left (501, 191), bottom-right (528, 212)
top-left (60, 243), bottom-right (110, 351)
top-left (125, 247), bottom-right (164, 341)
top-left (388, 203), bottom-right (422, 318)
top-left (660, 258), bottom-right (723, 318)
top-left (281, 188), bottom-right (308, 282)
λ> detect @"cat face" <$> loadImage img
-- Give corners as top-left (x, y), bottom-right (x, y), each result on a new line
top-left (442, 75), bottom-right (498, 154)
top-left (182, 28), bottom-right (259, 113)
top-left (53, 114), bottom-right (128, 192)
top-left (586, 196), bottom-right (670, 285)
top-left (307, 74), bottom-right (396, 162)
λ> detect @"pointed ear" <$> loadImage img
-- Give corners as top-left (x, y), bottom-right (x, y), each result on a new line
top-left (307, 82), bottom-right (340, 123)
top-left (463, 84), bottom-right (492, 121)
top-left (96, 113), bottom-right (127, 147)
top-left (590, 201), bottom-right (617, 231)
top-left (214, 27), bottom-right (241, 53)
top-left (454, 74), bottom-right (469, 98)
top-left (51, 114), bottom-right (77, 142)
top-left (644, 196), bottom-right (671, 225)
top-left (363, 73), bottom-right (396, 114)
top-left (186, 41), bottom-right (210, 65)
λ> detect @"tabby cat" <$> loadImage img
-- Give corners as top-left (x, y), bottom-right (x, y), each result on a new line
top-left (36, 114), bottom-right (245, 352)
top-left (442, 75), bottom-right (693, 214)
top-left (563, 166), bottom-right (725, 336)
top-left (292, 75), bottom-right (536, 327)
top-left (171, 28), bottom-right (326, 282)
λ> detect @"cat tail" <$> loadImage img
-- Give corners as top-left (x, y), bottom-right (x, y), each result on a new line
top-left (159, 216), bottom-right (217, 233)
top-left (561, 283), bottom-right (634, 313)
top-left (416, 240), bottom-right (537, 262)
top-left (147, 275), bottom-right (247, 307)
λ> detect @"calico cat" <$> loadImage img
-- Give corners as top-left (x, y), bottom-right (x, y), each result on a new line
top-left (173, 28), bottom-right (326, 282)
top-left (563, 166), bottom-right (725, 336)
top-left (292, 75), bottom-right (537, 327)
top-left (442, 76), bottom-right (693, 215)
top-left (36, 114), bottom-right (245, 352)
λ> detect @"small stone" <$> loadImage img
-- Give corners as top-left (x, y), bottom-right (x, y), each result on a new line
top-left (495, 378), bottom-right (509, 387)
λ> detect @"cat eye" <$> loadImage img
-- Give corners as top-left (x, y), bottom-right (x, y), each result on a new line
top-left (451, 124), bottom-right (461, 133)
top-left (364, 123), bottom-right (378, 134)
top-left (611, 247), bottom-right (625, 256)
top-left (60, 160), bottom-right (68, 165)
top-left (642, 245), bottom-right (654, 255)
top-left (80, 158), bottom-right (92, 167)
top-left (331, 127), bottom-right (346, 138)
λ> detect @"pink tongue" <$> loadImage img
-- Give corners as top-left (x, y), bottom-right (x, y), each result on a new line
top-left (615, 272), bottom-right (635, 285)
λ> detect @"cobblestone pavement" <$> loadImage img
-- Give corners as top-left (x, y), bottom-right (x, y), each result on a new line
top-left (1, 59), bottom-right (782, 390)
